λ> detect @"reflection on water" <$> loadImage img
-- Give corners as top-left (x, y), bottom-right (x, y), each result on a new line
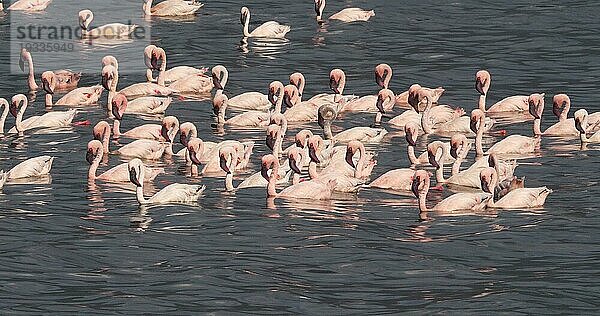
top-left (0, 0), bottom-right (599, 314)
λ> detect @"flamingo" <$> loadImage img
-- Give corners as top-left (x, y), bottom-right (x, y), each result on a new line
top-left (145, 45), bottom-right (208, 86)
top-left (143, 0), bottom-right (203, 16)
top-left (528, 93), bottom-right (579, 136)
top-left (471, 109), bottom-right (539, 157)
top-left (8, 94), bottom-right (76, 134)
top-left (78, 9), bottom-right (138, 39)
top-left (41, 71), bottom-right (103, 107)
top-left (374, 63), bottom-right (392, 89)
top-left (0, 98), bottom-right (10, 134)
top-left (403, 122), bottom-right (454, 166)
top-left (574, 109), bottom-right (600, 144)
top-left (411, 170), bottom-right (490, 213)
top-left (20, 48), bottom-right (81, 91)
top-left (86, 140), bottom-right (164, 182)
top-left (200, 141), bottom-right (254, 175)
top-left (475, 70), bottom-right (530, 113)
top-left (480, 167), bottom-right (551, 208)
top-left (212, 92), bottom-right (270, 126)
top-left (2, 156), bottom-right (53, 180)
top-left (102, 64), bottom-right (175, 111)
top-left (101, 55), bottom-right (119, 70)
top-left (543, 94), bottom-right (600, 135)
top-left (318, 104), bottom-right (388, 143)
top-left (112, 102), bottom-right (179, 142)
top-left (128, 158), bottom-right (205, 205)
top-left (211, 65), bottom-right (271, 111)
top-left (110, 93), bottom-right (172, 115)
top-left (265, 114), bottom-right (288, 157)
top-left (6, 0), bottom-right (51, 11)
top-left (261, 154), bottom-right (336, 199)
top-left (218, 145), bottom-right (240, 191)
top-left (94, 119), bottom-right (173, 160)
top-left (314, 0), bottom-right (374, 23)
top-left (240, 6), bottom-right (290, 39)
top-left (281, 85), bottom-right (321, 122)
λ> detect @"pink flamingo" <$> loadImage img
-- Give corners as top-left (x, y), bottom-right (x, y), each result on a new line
top-left (480, 167), bottom-right (551, 208)
top-left (20, 48), bottom-right (81, 91)
top-left (475, 70), bottom-right (530, 113)
top-left (41, 71), bottom-right (103, 107)
top-left (145, 45), bottom-right (208, 86)
top-left (110, 93), bottom-right (172, 115)
top-left (6, 0), bottom-right (51, 11)
top-left (1, 156), bottom-right (53, 180)
top-left (211, 66), bottom-right (272, 111)
top-left (574, 109), bottom-right (600, 144)
top-left (78, 9), bottom-right (138, 39)
top-left (8, 94), bottom-right (76, 134)
top-left (240, 7), bottom-right (291, 39)
top-left (314, 0), bottom-right (374, 23)
top-left (143, 0), bottom-right (203, 17)
top-left (213, 92), bottom-right (271, 126)
top-left (86, 140), bottom-right (164, 182)
top-left (0, 98), bottom-right (10, 134)
top-left (471, 109), bottom-right (539, 157)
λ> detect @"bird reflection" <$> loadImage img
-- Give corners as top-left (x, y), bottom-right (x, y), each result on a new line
top-left (131, 206), bottom-right (152, 231)
top-left (239, 38), bottom-right (289, 60)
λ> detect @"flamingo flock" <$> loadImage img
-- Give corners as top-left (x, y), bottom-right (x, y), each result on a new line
top-left (8, 0), bottom-right (598, 218)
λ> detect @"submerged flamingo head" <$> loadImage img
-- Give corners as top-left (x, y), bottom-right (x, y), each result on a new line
top-left (289, 72), bottom-right (305, 95)
top-left (411, 170), bottom-right (430, 198)
top-left (240, 7), bottom-right (250, 25)
top-left (295, 130), bottom-right (313, 148)
top-left (179, 122), bottom-right (197, 147)
top-left (479, 167), bottom-right (497, 194)
top-left (450, 134), bottom-right (468, 159)
top-left (260, 154), bottom-right (279, 180)
top-left (78, 9), bottom-right (93, 30)
top-left (376, 88), bottom-right (394, 114)
top-left (528, 93), bottom-right (545, 119)
top-left (427, 141), bottom-right (444, 168)
top-left (574, 109), bottom-right (588, 134)
top-left (86, 140), bottom-right (103, 164)
top-left (161, 116), bottom-right (180, 143)
top-left (407, 84), bottom-right (422, 111)
top-left (470, 109), bottom-right (485, 134)
top-left (187, 137), bottom-right (205, 165)
top-left (374, 63), bottom-right (392, 89)
top-left (111, 94), bottom-right (128, 120)
top-left (128, 159), bottom-right (144, 187)
top-left (41, 71), bottom-right (56, 94)
top-left (475, 70), bottom-right (491, 95)
top-left (345, 140), bottom-right (363, 169)
top-left (212, 93), bottom-right (228, 115)
top-left (307, 135), bottom-right (323, 163)
top-left (404, 122), bottom-right (419, 146)
top-left (329, 69), bottom-right (346, 94)
top-left (219, 145), bottom-right (238, 174)
top-left (268, 81), bottom-right (284, 105)
top-left (283, 85), bottom-right (300, 108)
top-left (93, 121), bottom-right (111, 141)
top-left (266, 124), bottom-right (281, 150)
top-left (552, 94), bottom-right (570, 118)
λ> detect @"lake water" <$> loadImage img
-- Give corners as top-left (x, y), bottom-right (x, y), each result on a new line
top-left (0, 0), bottom-right (598, 314)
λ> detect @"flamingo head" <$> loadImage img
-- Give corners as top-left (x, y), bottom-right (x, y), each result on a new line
top-left (307, 135), bottom-right (323, 163)
top-left (288, 147), bottom-right (304, 175)
top-left (407, 84), bottom-right (422, 111)
top-left (240, 7), bottom-right (250, 25)
top-left (187, 137), bottom-right (205, 165)
top-left (374, 63), bottom-right (392, 89)
top-left (101, 55), bottom-right (118, 70)
top-left (212, 93), bottom-right (228, 116)
top-left (427, 141), bottom-right (444, 168)
top-left (411, 170), bottom-right (430, 198)
top-left (268, 81), bottom-right (284, 106)
top-left (78, 9), bottom-right (93, 31)
top-left (143, 45), bottom-right (156, 69)
top-left (450, 134), bottom-right (468, 159)
top-left (404, 122), bottom-right (419, 146)
top-left (86, 140), bottom-right (103, 164)
top-left (475, 70), bottom-right (491, 96)
top-left (265, 124), bottom-right (281, 151)
top-left (574, 109), bottom-right (588, 134)
top-left (528, 93), bottom-right (545, 119)
top-left (128, 159), bottom-right (144, 187)
top-left (479, 167), bottom-right (497, 194)
top-left (219, 145), bottom-right (238, 174)
top-left (179, 122), bottom-right (196, 147)
top-left (295, 129), bottom-right (313, 148)
top-left (9, 94), bottom-right (27, 118)
top-left (111, 94), bottom-right (128, 120)
top-left (41, 71), bottom-right (56, 94)
top-left (260, 154), bottom-right (279, 181)
top-left (345, 140), bottom-right (363, 169)
top-left (211, 65), bottom-right (227, 90)
top-left (283, 85), bottom-right (299, 108)
top-left (552, 94), bottom-right (570, 118)
top-left (101, 65), bottom-right (117, 90)
top-left (470, 109), bottom-right (485, 134)
top-left (161, 116), bottom-right (180, 143)
top-left (376, 88), bottom-right (394, 114)
top-left (329, 69), bottom-right (345, 95)
top-left (19, 48), bottom-right (30, 72)
top-left (318, 104), bottom-right (337, 129)
top-left (92, 121), bottom-right (111, 141)
top-left (289, 72), bottom-right (305, 95)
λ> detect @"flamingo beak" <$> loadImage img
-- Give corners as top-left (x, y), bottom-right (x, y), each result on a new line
top-left (42, 77), bottom-right (54, 95)
top-left (86, 148), bottom-right (96, 164)
top-left (19, 56), bottom-right (25, 72)
top-left (411, 179), bottom-right (420, 197)
top-left (212, 73), bottom-right (223, 90)
top-left (111, 102), bottom-right (123, 120)
top-left (470, 117), bottom-right (478, 134)
top-left (161, 126), bottom-right (172, 142)
top-left (428, 150), bottom-right (439, 168)
top-left (408, 92), bottom-right (419, 112)
top-left (405, 130), bottom-right (416, 146)
top-left (9, 102), bottom-right (19, 118)
top-left (283, 92), bottom-right (293, 108)
top-left (266, 132), bottom-right (276, 150)
top-left (308, 143), bottom-right (320, 163)
top-left (329, 78), bottom-right (340, 94)
top-left (345, 149), bottom-right (356, 168)
top-left (129, 168), bottom-right (142, 187)
top-left (220, 155), bottom-right (231, 174)
top-left (475, 77), bottom-right (486, 95)
top-left (290, 157), bottom-right (302, 174)
top-left (450, 146), bottom-right (458, 159)
top-left (376, 95), bottom-right (385, 114)
top-left (575, 117), bottom-right (586, 134)
top-left (552, 101), bottom-right (562, 118)
top-left (268, 88), bottom-right (276, 105)
top-left (101, 74), bottom-right (112, 90)
top-left (261, 163), bottom-right (270, 180)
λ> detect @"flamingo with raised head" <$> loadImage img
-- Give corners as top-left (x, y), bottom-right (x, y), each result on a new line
top-left (78, 9), bottom-right (138, 38)
top-left (475, 70), bottom-right (530, 113)
top-left (41, 71), bottom-right (103, 107)
top-left (8, 94), bottom-right (76, 134)
top-left (314, 0), bottom-right (374, 23)
top-left (87, 140), bottom-right (164, 182)
top-left (20, 48), bottom-right (81, 91)
top-left (240, 6), bottom-right (290, 38)
top-left (574, 109), bottom-right (600, 144)
top-left (128, 158), bottom-right (205, 205)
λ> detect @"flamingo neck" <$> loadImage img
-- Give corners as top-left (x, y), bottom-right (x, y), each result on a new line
top-left (113, 119), bottom-right (121, 138)
top-left (107, 91), bottom-right (116, 114)
top-left (559, 104), bottom-right (569, 122)
top-left (191, 164), bottom-right (199, 176)
top-left (353, 147), bottom-right (366, 178)
top-left (26, 55), bottom-right (38, 90)
top-left (0, 104), bottom-right (8, 134)
top-left (374, 112), bottom-right (382, 124)
top-left (533, 118), bottom-right (543, 136)
top-left (101, 133), bottom-right (110, 154)
top-left (225, 171), bottom-right (234, 191)
top-left (15, 102), bottom-right (27, 133)
top-left (485, 177), bottom-right (498, 207)
top-left (157, 56), bottom-right (166, 86)
top-left (475, 118), bottom-right (485, 157)
top-left (146, 69), bottom-right (155, 83)
top-left (323, 123), bottom-right (333, 140)
top-left (580, 130), bottom-right (589, 143)
top-left (275, 91), bottom-right (284, 114)
top-left (44, 93), bottom-right (53, 107)
top-left (243, 16), bottom-right (251, 37)
top-left (292, 172), bottom-right (300, 185)
top-left (136, 186), bottom-right (149, 205)
top-left (220, 70), bottom-right (229, 89)
top-left (297, 78), bottom-right (305, 100)
top-left (164, 141), bottom-right (174, 156)
top-left (143, 0), bottom-right (152, 15)
top-left (434, 147), bottom-right (447, 183)
top-left (267, 166), bottom-right (278, 197)
top-left (451, 156), bottom-right (463, 176)
top-left (308, 160), bottom-right (319, 179)
top-left (417, 189), bottom-right (429, 213)
top-left (217, 105), bottom-right (226, 124)
top-left (407, 145), bottom-right (419, 164)
top-left (88, 156), bottom-right (102, 180)
top-left (478, 95), bottom-right (486, 112)
top-left (421, 98), bottom-right (434, 134)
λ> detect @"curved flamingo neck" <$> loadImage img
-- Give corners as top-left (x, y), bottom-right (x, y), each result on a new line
top-left (533, 117), bottom-right (543, 135)
top-left (220, 69), bottom-right (229, 89)
top-left (374, 112), bottom-right (382, 124)
top-left (136, 186), bottom-right (149, 204)
top-left (273, 130), bottom-right (283, 157)
top-left (478, 95), bottom-right (486, 112)
top-left (353, 146), bottom-right (367, 178)
top-left (579, 130), bottom-right (590, 143)
top-left (475, 117), bottom-right (485, 157)
top-left (157, 51), bottom-right (167, 86)
top-left (421, 97), bottom-right (434, 134)
top-left (267, 163), bottom-right (279, 197)
top-left (275, 89), bottom-right (284, 114)
top-left (407, 145), bottom-right (419, 164)
top-left (417, 180), bottom-right (430, 213)
top-left (243, 14), bottom-right (251, 37)
top-left (112, 119), bottom-right (122, 138)
top-left (26, 54), bottom-right (38, 90)
top-left (0, 103), bottom-right (8, 134)
top-left (107, 69), bottom-right (119, 109)
top-left (143, 0), bottom-right (152, 15)
top-left (146, 69), bottom-right (155, 83)
top-left (308, 160), bottom-right (319, 179)
top-left (14, 98), bottom-right (28, 133)
top-left (45, 93), bottom-right (53, 107)
top-left (434, 146), bottom-right (447, 183)
top-left (452, 156), bottom-right (463, 176)
top-left (88, 154), bottom-right (103, 180)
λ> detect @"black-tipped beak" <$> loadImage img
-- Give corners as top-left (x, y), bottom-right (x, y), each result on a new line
top-left (220, 156), bottom-right (231, 174)
top-left (428, 151), bottom-right (439, 168)
top-left (376, 96), bottom-right (385, 114)
top-left (189, 148), bottom-right (202, 165)
top-left (450, 147), bottom-right (458, 159)
top-left (129, 168), bottom-right (142, 187)
top-left (475, 78), bottom-right (486, 95)
top-left (86, 149), bottom-right (95, 164)
top-left (261, 164), bottom-right (270, 180)
top-left (266, 133), bottom-right (276, 150)
top-left (411, 179), bottom-right (420, 198)
top-left (19, 57), bottom-right (25, 72)
top-left (309, 144), bottom-right (320, 163)
top-left (268, 89), bottom-right (276, 105)
top-left (42, 78), bottom-right (54, 95)
top-left (408, 93), bottom-right (419, 112)
top-left (345, 150), bottom-right (356, 168)
top-left (101, 74), bottom-right (112, 90)
top-left (290, 158), bottom-right (302, 174)
top-left (575, 117), bottom-right (586, 134)
top-left (470, 119), bottom-right (478, 134)
top-left (212, 73), bottom-right (223, 90)
top-left (9, 103), bottom-right (18, 118)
